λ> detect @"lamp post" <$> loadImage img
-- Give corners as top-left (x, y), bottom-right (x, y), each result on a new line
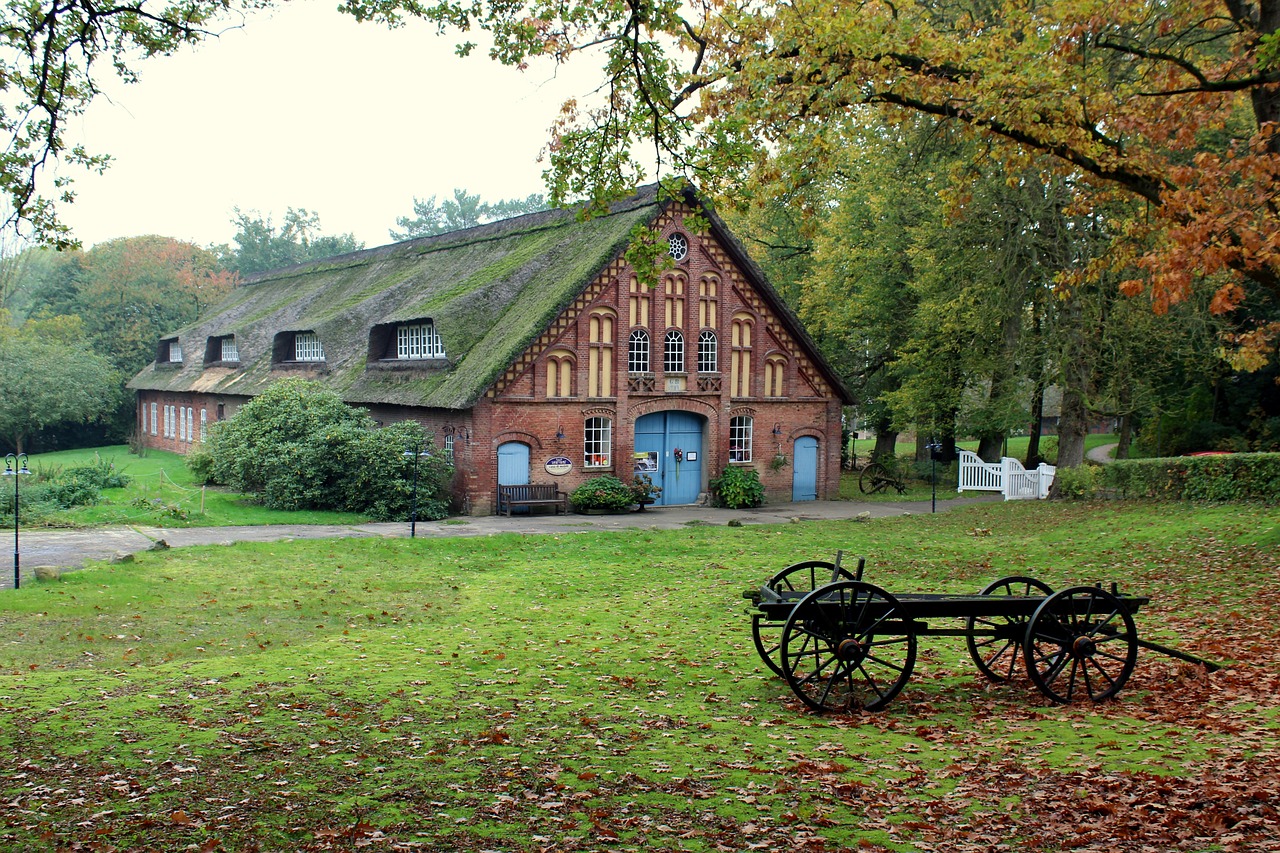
top-left (403, 442), bottom-right (430, 538)
top-left (3, 453), bottom-right (30, 589)
top-left (925, 439), bottom-right (942, 514)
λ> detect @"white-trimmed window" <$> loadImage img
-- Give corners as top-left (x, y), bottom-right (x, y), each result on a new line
top-left (141, 404), bottom-right (148, 435)
top-left (628, 329), bottom-right (650, 373)
top-left (584, 417), bottom-right (612, 468)
top-left (698, 331), bottom-right (718, 373)
top-left (668, 232), bottom-right (689, 261)
top-left (295, 332), bottom-right (325, 362)
top-left (730, 416), bottom-right (753, 463)
top-left (170, 343), bottom-right (183, 363)
top-left (444, 433), bottom-right (454, 463)
top-left (397, 322), bottom-right (446, 359)
top-left (200, 409), bottom-right (207, 442)
top-left (149, 402), bottom-right (158, 436)
top-left (186, 407), bottom-right (195, 443)
top-left (664, 329), bottom-right (684, 373)
top-left (221, 337), bottom-right (239, 362)
top-left (179, 407), bottom-right (187, 442)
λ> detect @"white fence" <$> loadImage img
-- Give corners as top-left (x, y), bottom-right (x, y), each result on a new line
top-left (957, 450), bottom-right (1056, 500)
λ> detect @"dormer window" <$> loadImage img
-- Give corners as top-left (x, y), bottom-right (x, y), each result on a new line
top-left (397, 321), bottom-right (446, 360)
top-left (157, 337), bottom-right (183, 365)
top-left (294, 332), bottom-right (325, 362)
top-left (205, 335), bottom-right (240, 366)
top-left (272, 330), bottom-right (326, 367)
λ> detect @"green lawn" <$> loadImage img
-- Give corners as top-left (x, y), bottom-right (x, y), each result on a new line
top-left (0, 500), bottom-right (1275, 851)
top-left (21, 446), bottom-right (372, 527)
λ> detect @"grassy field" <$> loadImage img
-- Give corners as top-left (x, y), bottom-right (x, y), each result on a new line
top-left (0, 500), bottom-right (1275, 851)
top-left (21, 446), bottom-right (372, 527)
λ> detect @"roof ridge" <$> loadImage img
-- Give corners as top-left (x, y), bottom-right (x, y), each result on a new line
top-left (242, 183), bottom-right (664, 285)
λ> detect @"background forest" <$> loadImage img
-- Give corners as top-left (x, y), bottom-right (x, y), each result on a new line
top-left (1, 157), bottom-right (1277, 462)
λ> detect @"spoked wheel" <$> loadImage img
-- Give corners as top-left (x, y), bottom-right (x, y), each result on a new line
top-left (1023, 586), bottom-right (1139, 704)
top-left (859, 463), bottom-right (891, 495)
top-left (780, 581), bottom-right (917, 713)
top-left (752, 561), bottom-right (857, 676)
top-left (966, 575), bottom-right (1054, 682)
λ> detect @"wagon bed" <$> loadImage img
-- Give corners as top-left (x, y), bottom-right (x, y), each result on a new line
top-left (746, 554), bottom-right (1219, 714)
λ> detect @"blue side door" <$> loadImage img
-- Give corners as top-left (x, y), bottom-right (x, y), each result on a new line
top-left (497, 441), bottom-right (531, 512)
top-left (634, 411), bottom-right (705, 505)
top-left (792, 436), bottom-right (819, 501)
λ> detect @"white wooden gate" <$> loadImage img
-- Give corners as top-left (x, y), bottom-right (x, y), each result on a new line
top-left (958, 450), bottom-right (1055, 500)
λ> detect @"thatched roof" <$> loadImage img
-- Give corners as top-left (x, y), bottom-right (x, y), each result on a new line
top-left (128, 184), bottom-right (851, 409)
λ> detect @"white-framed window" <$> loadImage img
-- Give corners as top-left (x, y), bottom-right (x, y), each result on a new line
top-left (221, 337), bottom-right (239, 362)
top-left (397, 322), bottom-right (446, 359)
top-left (443, 433), bottom-right (454, 462)
top-left (668, 232), bottom-right (688, 261)
top-left (295, 332), bottom-right (325, 362)
top-left (200, 409), bottom-right (207, 442)
top-left (186, 407), bottom-right (195, 443)
top-left (729, 416), bottom-right (753, 463)
top-left (179, 406), bottom-right (187, 442)
top-left (141, 404), bottom-right (148, 435)
top-left (584, 417), bottom-right (612, 468)
top-left (163, 405), bottom-right (171, 438)
top-left (628, 329), bottom-right (650, 373)
top-left (698, 330), bottom-right (718, 373)
top-left (664, 329), bottom-right (684, 373)
top-left (170, 342), bottom-right (183, 363)
top-left (149, 402), bottom-right (158, 436)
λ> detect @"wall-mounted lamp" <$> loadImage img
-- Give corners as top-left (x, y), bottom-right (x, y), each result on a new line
top-left (555, 425), bottom-right (565, 440)
top-left (772, 423), bottom-right (783, 436)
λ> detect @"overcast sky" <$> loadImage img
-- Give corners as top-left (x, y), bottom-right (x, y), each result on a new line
top-left (57, 2), bottom-right (600, 251)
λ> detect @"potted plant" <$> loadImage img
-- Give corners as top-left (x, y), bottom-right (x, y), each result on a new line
top-left (569, 475), bottom-right (636, 514)
top-left (630, 473), bottom-right (662, 510)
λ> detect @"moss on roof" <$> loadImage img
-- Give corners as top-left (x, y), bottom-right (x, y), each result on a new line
top-left (128, 187), bottom-right (664, 409)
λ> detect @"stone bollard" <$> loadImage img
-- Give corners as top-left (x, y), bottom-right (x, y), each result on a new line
top-left (33, 565), bottom-right (61, 582)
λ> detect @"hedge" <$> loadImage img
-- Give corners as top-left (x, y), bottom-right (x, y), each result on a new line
top-left (1065, 453), bottom-right (1280, 501)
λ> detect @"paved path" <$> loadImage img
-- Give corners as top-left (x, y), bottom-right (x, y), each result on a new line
top-left (5, 495), bottom-right (1001, 588)
top-left (1087, 443), bottom-right (1120, 465)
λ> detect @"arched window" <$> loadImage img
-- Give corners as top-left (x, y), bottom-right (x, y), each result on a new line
top-left (664, 329), bottom-right (685, 373)
top-left (698, 331), bottom-right (718, 373)
top-left (764, 355), bottom-right (787, 397)
top-left (731, 313), bottom-right (754, 397)
top-left (584, 417), bottom-right (612, 468)
top-left (730, 416), bottom-right (753, 463)
top-left (545, 348), bottom-right (575, 398)
top-left (587, 309), bottom-right (615, 397)
top-left (628, 329), bottom-right (650, 373)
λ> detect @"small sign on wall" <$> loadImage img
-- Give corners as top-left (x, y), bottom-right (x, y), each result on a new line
top-left (545, 456), bottom-right (572, 476)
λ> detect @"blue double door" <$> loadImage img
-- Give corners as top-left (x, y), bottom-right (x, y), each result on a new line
top-left (633, 411), bottom-right (705, 506)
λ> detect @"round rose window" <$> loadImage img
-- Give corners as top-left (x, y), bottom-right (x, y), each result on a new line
top-left (668, 232), bottom-right (689, 261)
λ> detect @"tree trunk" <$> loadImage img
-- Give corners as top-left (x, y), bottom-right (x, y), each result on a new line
top-left (1056, 385), bottom-right (1088, 468)
top-left (872, 420), bottom-right (898, 461)
top-left (1025, 382), bottom-right (1045, 467)
top-left (977, 435), bottom-right (1003, 462)
top-left (1117, 413), bottom-right (1132, 460)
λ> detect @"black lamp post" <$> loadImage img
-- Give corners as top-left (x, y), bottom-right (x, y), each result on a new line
top-left (403, 442), bottom-right (430, 538)
top-left (925, 439), bottom-right (942, 514)
top-left (4, 453), bottom-right (30, 589)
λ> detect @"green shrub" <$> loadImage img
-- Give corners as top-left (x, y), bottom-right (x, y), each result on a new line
top-left (709, 465), bottom-right (765, 508)
top-left (570, 476), bottom-right (636, 512)
top-left (0, 456), bottom-right (131, 523)
top-left (201, 379), bottom-right (452, 521)
top-left (1101, 453), bottom-right (1280, 501)
top-left (1051, 464), bottom-right (1101, 500)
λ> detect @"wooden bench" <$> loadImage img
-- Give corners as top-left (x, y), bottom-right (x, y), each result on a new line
top-left (497, 483), bottom-right (568, 516)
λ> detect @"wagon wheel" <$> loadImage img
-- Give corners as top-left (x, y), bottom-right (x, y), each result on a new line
top-left (965, 575), bottom-right (1054, 683)
top-left (1023, 586), bottom-right (1138, 704)
top-left (859, 463), bottom-right (891, 495)
top-left (752, 561), bottom-right (857, 677)
top-left (780, 581), bottom-right (917, 713)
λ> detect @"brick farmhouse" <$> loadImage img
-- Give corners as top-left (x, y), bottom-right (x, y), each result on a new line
top-left (128, 185), bottom-right (851, 514)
